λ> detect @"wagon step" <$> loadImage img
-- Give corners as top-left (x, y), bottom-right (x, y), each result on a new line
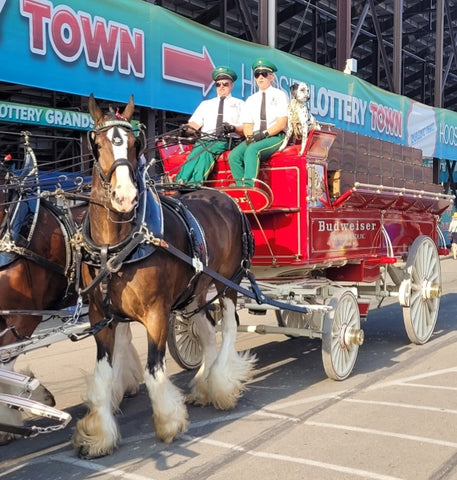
top-left (0, 368), bottom-right (71, 437)
top-left (0, 368), bottom-right (41, 391)
top-left (0, 394), bottom-right (71, 437)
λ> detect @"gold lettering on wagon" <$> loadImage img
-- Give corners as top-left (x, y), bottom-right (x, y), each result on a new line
top-left (316, 219), bottom-right (380, 253)
top-left (317, 220), bottom-right (378, 232)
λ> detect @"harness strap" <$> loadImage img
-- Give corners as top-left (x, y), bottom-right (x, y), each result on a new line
top-left (8, 245), bottom-right (66, 276)
top-left (79, 232), bottom-right (146, 295)
top-left (161, 195), bottom-right (208, 266)
top-left (160, 241), bottom-right (309, 314)
top-left (68, 314), bottom-right (113, 342)
top-left (0, 422), bottom-right (34, 437)
top-left (160, 197), bottom-right (209, 309)
top-left (181, 266), bottom-right (246, 319)
top-left (100, 245), bottom-right (112, 322)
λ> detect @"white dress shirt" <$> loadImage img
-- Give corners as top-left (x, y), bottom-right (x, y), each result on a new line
top-left (241, 86), bottom-right (289, 131)
top-left (189, 94), bottom-right (245, 134)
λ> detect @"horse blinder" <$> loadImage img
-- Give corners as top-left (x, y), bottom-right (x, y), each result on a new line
top-left (87, 130), bottom-right (99, 160)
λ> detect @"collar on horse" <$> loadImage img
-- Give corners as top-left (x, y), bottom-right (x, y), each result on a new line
top-left (0, 144), bottom-right (70, 277)
top-left (80, 164), bottom-right (163, 268)
top-left (79, 172), bottom-right (212, 301)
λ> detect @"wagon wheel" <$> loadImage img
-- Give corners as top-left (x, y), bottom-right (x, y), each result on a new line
top-left (167, 313), bottom-right (202, 370)
top-left (321, 290), bottom-right (364, 381)
top-left (400, 235), bottom-right (441, 345)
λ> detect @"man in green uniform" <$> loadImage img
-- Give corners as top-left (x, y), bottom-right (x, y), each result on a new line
top-left (176, 66), bottom-right (244, 184)
top-left (228, 58), bottom-right (288, 187)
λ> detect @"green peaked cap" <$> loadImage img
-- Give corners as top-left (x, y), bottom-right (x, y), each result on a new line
top-left (212, 66), bottom-right (237, 81)
top-left (252, 58), bottom-right (278, 72)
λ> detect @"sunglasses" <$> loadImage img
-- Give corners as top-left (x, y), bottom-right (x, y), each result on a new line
top-left (216, 81), bottom-right (231, 87)
top-left (254, 70), bottom-right (271, 78)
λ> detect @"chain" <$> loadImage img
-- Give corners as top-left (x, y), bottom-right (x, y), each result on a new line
top-left (0, 232), bottom-right (19, 253)
top-left (70, 230), bottom-right (84, 253)
top-left (71, 295), bottom-right (84, 323)
top-left (28, 421), bottom-right (70, 437)
top-left (136, 222), bottom-right (167, 247)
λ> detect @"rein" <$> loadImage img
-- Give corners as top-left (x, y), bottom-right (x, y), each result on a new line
top-left (0, 238), bottom-right (66, 276)
top-left (157, 240), bottom-right (310, 315)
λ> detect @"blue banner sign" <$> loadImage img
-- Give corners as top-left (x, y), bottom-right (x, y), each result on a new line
top-left (0, 101), bottom-right (93, 130)
top-left (1, 0), bottom-right (457, 160)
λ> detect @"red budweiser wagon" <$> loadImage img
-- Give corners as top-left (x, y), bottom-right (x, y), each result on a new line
top-left (160, 127), bottom-right (452, 380)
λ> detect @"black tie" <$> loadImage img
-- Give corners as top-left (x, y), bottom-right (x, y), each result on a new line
top-left (260, 92), bottom-right (267, 131)
top-left (216, 96), bottom-right (225, 133)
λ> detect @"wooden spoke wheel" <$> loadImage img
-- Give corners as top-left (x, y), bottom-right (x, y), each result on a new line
top-left (322, 290), bottom-right (364, 381)
top-left (167, 313), bottom-right (202, 370)
top-left (401, 236), bottom-right (441, 345)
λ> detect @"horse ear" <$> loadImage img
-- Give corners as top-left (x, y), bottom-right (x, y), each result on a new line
top-left (88, 93), bottom-right (104, 125)
top-left (121, 95), bottom-right (135, 121)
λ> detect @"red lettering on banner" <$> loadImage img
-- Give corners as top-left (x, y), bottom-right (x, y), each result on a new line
top-left (80, 14), bottom-right (118, 70)
top-left (19, 0), bottom-right (144, 78)
top-left (51, 7), bottom-right (82, 60)
top-left (21, 0), bottom-right (51, 54)
top-left (369, 101), bottom-right (403, 138)
top-left (119, 28), bottom-right (143, 76)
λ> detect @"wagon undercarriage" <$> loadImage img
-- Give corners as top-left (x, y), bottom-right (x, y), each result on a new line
top-left (169, 232), bottom-right (443, 381)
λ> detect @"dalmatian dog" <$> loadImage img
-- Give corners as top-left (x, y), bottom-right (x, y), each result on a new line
top-left (279, 82), bottom-right (320, 155)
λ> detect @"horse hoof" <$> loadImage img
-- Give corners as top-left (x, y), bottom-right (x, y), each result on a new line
top-left (124, 386), bottom-right (139, 399)
top-left (78, 446), bottom-right (91, 459)
top-left (78, 445), bottom-right (110, 460)
top-left (186, 394), bottom-right (210, 406)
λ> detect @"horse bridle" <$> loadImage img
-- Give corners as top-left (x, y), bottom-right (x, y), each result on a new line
top-left (88, 120), bottom-right (139, 186)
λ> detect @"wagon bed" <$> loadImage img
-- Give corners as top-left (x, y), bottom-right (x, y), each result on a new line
top-left (160, 128), bottom-right (453, 380)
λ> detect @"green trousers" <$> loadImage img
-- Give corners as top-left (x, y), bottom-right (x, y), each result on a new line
top-left (228, 134), bottom-right (284, 186)
top-left (175, 139), bottom-right (228, 183)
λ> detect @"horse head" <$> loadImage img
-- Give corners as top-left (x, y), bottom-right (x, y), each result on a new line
top-left (88, 94), bottom-right (140, 214)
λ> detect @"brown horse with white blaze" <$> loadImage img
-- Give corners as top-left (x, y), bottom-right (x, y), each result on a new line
top-left (72, 95), bottom-right (256, 459)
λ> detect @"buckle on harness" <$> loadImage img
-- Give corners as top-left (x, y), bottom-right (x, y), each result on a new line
top-left (192, 257), bottom-right (203, 273)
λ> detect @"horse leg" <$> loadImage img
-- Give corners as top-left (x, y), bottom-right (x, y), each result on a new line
top-left (143, 310), bottom-right (188, 443)
top-left (111, 322), bottom-right (143, 406)
top-left (206, 293), bottom-right (256, 410)
top-left (187, 302), bottom-right (218, 406)
top-left (0, 360), bottom-right (21, 445)
top-left (73, 311), bottom-right (120, 459)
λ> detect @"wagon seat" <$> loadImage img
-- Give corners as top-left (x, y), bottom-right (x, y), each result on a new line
top-left (158, 128), bottom-right (336, 215)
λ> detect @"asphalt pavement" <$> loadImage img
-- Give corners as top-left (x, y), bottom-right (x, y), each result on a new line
top-left (1, 256), bottom-right (457, 480)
